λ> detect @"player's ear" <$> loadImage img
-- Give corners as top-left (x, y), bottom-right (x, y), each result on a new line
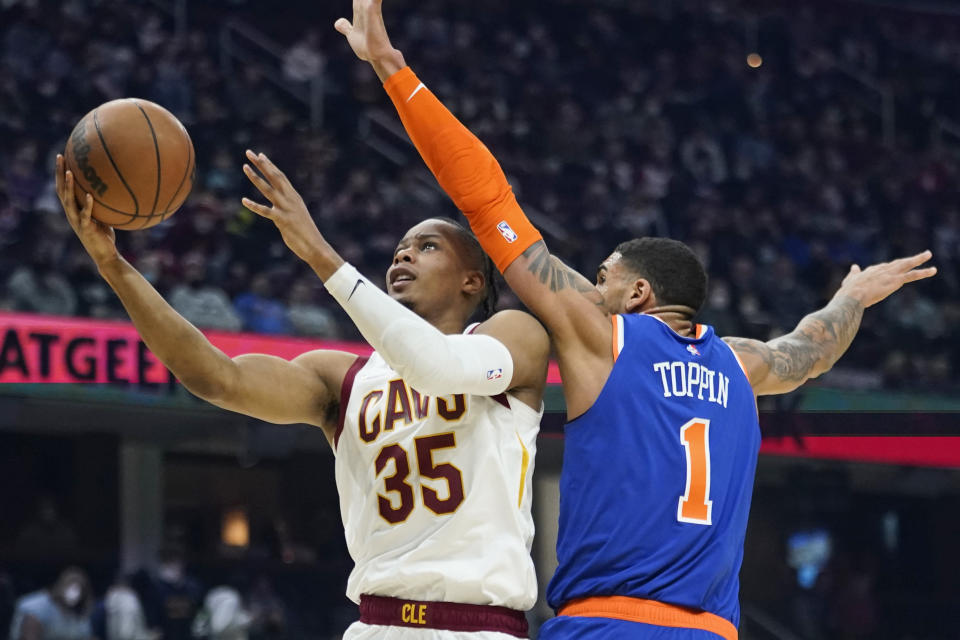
top-left (461, 269), bottom-right (485, 297)
top-left (624, 277), bottom-right (654, 314)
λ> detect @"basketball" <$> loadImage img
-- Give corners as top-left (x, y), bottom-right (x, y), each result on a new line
top-left (64, 98), bottom-right (195, 230)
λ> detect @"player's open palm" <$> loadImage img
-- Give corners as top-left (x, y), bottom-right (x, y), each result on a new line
top-left (241, 150), bottom-right (328, 266)
top-left (55, 154), bottom-right (118, 266)
top-left (838, 250), bottom-right (937, 308)
top-left (334, 0), bottom-right (396, 62)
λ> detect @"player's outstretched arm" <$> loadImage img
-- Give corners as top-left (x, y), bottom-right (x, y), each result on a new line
top-left (334, 0), bottom-right (610, 357)
top-left (242, 151), bottom-right (549, 403)
top-left (55, 155), bottom-right (351, 435)
top-left (724, 251), bottom-right (937, 396)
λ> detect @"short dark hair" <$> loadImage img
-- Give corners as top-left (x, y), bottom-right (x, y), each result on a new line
top-left (614, 237), bottom-right (707, 314)
top-left (428, 218), bottom-right (499, 320)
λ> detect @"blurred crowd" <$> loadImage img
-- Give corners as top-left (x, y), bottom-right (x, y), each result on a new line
top-left (2, 556), bottom-right (291, 640)
top-left (0, 494), bottom-right (351, 640)
top-left (0, 0), bottom-right (957, 391)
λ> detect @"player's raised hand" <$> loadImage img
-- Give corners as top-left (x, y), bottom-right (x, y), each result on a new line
top-left (241, 150), bottom-right (333, 269)
top-left (55, 154), bottom-right (118, 266)
top-left (335, 0), bottom-right (405, 80)
top-left (837, 250), bottom-right (937, 308)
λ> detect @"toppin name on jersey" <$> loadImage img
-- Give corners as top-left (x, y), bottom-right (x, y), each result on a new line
top-left (653, 361), bottom-right (730, 408)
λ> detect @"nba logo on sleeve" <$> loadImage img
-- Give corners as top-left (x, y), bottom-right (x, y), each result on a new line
top-left (497, 221), bottom-right (519, 243)
top-left (487, 369), bottom-right (503, 380)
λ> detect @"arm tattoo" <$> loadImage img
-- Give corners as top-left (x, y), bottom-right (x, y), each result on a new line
top-left (729, 295), bottom-right (864, 384)
top-left (522, 242), bottom-right (597, 295)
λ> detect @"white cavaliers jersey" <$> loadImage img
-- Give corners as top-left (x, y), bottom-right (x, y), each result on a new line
top-left (334, 350), bottom-right (541, 611)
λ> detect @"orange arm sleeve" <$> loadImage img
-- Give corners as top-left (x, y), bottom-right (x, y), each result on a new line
top-left (383, 67), bottom-right (542, 273)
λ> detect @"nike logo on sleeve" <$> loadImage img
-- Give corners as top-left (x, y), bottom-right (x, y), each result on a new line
top-left (348, 279), bottom-right (366, 301)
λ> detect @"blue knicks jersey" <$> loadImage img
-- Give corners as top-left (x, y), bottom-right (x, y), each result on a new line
top-left (546, 313), bottom-right (760, 628)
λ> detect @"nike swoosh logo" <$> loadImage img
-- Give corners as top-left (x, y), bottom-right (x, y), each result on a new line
top-left (407, 82), bottom-right (426, 102)
top-left (348, 279), bottom-right (365, 301)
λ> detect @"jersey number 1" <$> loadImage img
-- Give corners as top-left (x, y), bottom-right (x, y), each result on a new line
top-left (678, 418), bottom-right (713, 525)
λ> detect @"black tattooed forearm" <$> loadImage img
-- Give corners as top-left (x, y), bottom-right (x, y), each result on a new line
top-left (726, 295), bottom-right (864, 387)
top-left (522, 242), bottom-right (599, 296)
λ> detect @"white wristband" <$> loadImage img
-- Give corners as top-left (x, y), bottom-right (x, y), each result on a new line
top-left (324, 263), bottom-right (513, 397)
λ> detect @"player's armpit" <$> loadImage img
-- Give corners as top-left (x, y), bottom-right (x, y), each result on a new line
top-left (723, 337), bottom-right (780, 394)
top-left (209, 350), bottom-right (358, 438)
top-left (472, 309), bottom-right (550, 410)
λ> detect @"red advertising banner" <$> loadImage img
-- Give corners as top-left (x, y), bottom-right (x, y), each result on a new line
top-left (0, 311), bottom-right (372, 384)
top-left (0, 311), bottom-right (564, 385)
top-left (760, 436), bottom-right (960, 469)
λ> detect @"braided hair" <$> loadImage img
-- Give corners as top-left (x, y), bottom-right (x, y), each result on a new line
top-left (430, 217), bottom-right (500, 320)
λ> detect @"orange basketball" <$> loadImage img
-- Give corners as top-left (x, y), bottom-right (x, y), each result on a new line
top-left (64, 98), bottom-right (195, 230)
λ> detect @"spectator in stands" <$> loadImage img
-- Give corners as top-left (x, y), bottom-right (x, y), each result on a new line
top-left (282, 29), bottom-right (324, 84)
top-left (145, 545), bottom-right (202, 640)
top-left (90, 574), bottom-right (161, 640)
top-left (204, 148), bottom-right (243, 196)
top-left (192, 584), bottom-right (252, 640)
top-left (883, 285), bottom-right (944, 341)
top-left (3, 142), bottom-right (42, 212)
top-left (680, 127), bottom-right (728, 187)
top-left (169, 252), bottom-right (242, 332)
top-left (285, 277), bottom-right (337, 338)
top-left (233, 273), bottom-right (291, 335)
top-left (697, 278), bottom-right (740, 338)
top-left (5, 252), bottom-right (77, 318)
top-left (8, 567), bottom-right (93, 640)
top-left (762, 256), bottom-right (817, 333)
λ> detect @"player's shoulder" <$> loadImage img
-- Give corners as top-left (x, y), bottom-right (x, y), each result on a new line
top-left (475, 309), bottom-right (548, 339)
top-left (473, 309), bottom-right (550, 365)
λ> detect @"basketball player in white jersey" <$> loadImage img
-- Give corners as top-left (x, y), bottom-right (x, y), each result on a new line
top-left (54, 148), bottom-right (549, 639)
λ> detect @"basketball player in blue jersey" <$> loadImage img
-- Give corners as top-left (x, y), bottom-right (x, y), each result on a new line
top-left (336, 1), bottom-right (938, 637)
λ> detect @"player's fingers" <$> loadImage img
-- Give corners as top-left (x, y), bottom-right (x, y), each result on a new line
top-left (892, 250), bottom-right (933, 271)
top-left (55, 155), bottom-right (65, 198)
top-left (246, 150), bottom-right (284, 187)
top-left (244, 149), bottom-right (275, 186)
top-left (354, 0), bottom-right (366, 29)
top-left (257, 152), bottom-right (290, 187)
top-left (849, 264), bottom-right (861, 274)
top-left (241, 197), bottom-right (274, 219)
top-left (901, 266), bottom-right (937, 283)
top-left (63, 170), bottom-right (79, 221)
top-left (79, 193), bottom-right (94, 226)
top-left (243, 164), bottom-right (278, 204)
top-left (369, 0), bottom-right (386, 22)
top-left (334, 18), bottom-right (353, 36)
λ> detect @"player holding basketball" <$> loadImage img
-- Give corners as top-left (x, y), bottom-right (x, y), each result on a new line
top-left (335, 2), bottom-right (938, 637)
top-left (54, 151), bottom-right (550, 639)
